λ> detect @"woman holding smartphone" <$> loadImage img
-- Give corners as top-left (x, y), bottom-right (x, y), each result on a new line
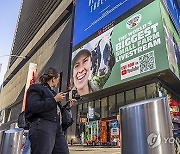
top-left (25, 67), bottom-right (75, 154)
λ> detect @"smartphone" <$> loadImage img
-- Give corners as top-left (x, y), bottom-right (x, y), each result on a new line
top-left (62, 89), bottom-right (71, 93)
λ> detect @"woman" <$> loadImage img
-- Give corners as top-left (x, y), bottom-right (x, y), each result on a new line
top-left (25, 67), bottom-right (75, 154)
top-left (72, 49), bottom-right (98, 96)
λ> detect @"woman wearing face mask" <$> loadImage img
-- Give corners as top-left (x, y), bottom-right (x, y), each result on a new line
top-left (72, 49), bottom-right (98, 96)
top-left (25, 67), bottom-right (75, 154)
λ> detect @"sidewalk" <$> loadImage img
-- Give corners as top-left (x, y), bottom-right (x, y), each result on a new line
top-left (69, 145), bottom-right (121, 154)
top-left (69, 143), bottom-right (120, 148)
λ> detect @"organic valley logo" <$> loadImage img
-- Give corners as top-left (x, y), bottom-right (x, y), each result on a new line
top-left (126, 14), bottom-right (142, 29)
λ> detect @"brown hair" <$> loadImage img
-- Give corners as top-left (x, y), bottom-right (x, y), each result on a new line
top-left (39, 67), bottom-right (59, 84)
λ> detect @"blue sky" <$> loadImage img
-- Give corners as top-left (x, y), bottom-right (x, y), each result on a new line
top-left (0, 0), bottom-right (22, 86)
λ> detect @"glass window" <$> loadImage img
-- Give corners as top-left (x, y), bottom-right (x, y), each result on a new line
top-left (159, 86), bottom-right (167, 97)
top-left (126, 89), bottom-right (135, 104)
top-left (109, 95), bottom-right (116, 116)
top-left (82, 103), bottom-right (88, 118)
top-left (101, 97), bottom-right (108, 118)
top-left (117, 92), bottom-right (125, 109)
top-left (146, 83), bottom-right (156, 99)
top-left (88, 101), bottom-right (94, 108)
top-left (95, 99), bottom-right (101, 119)
top-left (77, 108), bottom-right (80, 124)
top-left (77, 104), bottom-right (82, 124)
top-left (135, 86), bottom-right (146, 102)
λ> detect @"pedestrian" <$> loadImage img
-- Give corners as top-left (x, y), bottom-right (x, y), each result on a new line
top-left (25, 67), bottom-right (76, 154)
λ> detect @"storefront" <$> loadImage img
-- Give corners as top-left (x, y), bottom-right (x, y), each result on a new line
top-left (75, 79), bottom-right (180, 145)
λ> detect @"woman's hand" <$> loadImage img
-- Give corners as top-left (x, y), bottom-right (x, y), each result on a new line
top-left (67, 99), bottom-right (77, 108)
top-left (54, 92), bottom-right (66, 102)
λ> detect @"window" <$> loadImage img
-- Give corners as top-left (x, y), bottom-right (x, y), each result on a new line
top-left (126, 89), bottom-right (135, 104)
top-left (77, 104), bottom-right (83, 123)
top-left (88, 101), bottom-right (94, 108)
top-left (109, 95), bottom-right (116, 116)
top-left (117, 92), bottom-right (125, 109)
top-left (146, 83), bottom-right (156, 99)
top-left (101, 97), bottom-right (108, 118)
top-left (95, 99), bottom-right (101, 119)
top-left (135, 86), bottom-right (146, 102)
top-left (82, 103), bottom-right (88, 118)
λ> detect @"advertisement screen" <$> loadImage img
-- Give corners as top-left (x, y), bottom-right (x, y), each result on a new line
top-left (71, 0), bottom-right (167, 96)
top-left (165, 0), bottom-right (180, 35)
top-left (161, 2), bottom-right (180, 78)
top-left (73, 0), bottom-right (142, 47)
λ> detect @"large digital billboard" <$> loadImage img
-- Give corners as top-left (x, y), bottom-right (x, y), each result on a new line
top-left (73, 0), bottom-right (142, 47)
top-left (164, 0), bottom-right (180, 35)
top-left (161, 2), bottom-right (180, 78)
top-left (71, 0), bottom-right (168, 96)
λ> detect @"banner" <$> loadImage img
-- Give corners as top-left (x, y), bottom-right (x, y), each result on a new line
top-left (22, 63), bottom-right (37, 111)
top-left (73, 0), bottom-right (142, 46)
top-left (164, 0), bottom-right (180, 35)
top-left (71, 0), bottom-right (168, 96)
top-left (160, 2), bottom-right (180, 78)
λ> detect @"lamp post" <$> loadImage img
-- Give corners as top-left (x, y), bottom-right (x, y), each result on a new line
top-left (0, 55), bottom-right (26, 59)
top-left (0, 54), bottom-right (26, 90)
top-left (0, 54), bottom-right (26, 73)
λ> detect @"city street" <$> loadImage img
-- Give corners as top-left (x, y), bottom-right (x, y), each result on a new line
top-left (69, 146), bottom-right (121, 154)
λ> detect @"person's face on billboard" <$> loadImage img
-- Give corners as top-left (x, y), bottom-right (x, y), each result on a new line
top-left (73, 52), bottom-right (92, 93)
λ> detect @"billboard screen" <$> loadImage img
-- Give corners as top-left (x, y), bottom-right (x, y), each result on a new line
top-left (161, 2), bottom-right (180, 78)
top-left (71, 0), bottom-right (168, 96)
top-left (73, 0), bottom-right (143, 47)
top-left (164, 0), bottom-right (180, 35)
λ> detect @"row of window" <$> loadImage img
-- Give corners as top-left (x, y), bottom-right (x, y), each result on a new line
top-left (76, 81), bottom-right (180, 124)
top-left (77, 83), bottom-right (159, 123)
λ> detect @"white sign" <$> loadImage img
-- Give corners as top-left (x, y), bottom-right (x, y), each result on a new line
top-left (126, 14), bottom-right (142, 29)
top-left (111, 128), bottom-right (119, 136)
top-left (88, 107), bottom-right (94, 119)
top-left (121, 57), bottom-right (140, 80)
top-left (121, 50), bottom-right (156, 80)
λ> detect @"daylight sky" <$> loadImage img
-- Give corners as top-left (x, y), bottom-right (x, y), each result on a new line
top-left (0, 0), bottom-right (22, 86)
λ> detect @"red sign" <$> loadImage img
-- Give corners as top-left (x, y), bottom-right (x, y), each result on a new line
top-left (22, 63), bottom-right (37, 111)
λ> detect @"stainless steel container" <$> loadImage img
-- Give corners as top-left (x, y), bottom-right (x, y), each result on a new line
top-left (0, 130), bottom-right (5, 153)
top-left (120, 97), bottom-right (175, 154)
top-left (2, 128), bottom-right (23, 154)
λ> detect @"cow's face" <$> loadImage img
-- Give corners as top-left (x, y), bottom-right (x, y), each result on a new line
top-left (94, 37), bottom-right (113, 77)
top-left (90, 32), bottom-right (115, 89)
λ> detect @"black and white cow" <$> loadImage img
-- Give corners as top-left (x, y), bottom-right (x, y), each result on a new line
top-left (91, 35), bottom-right (115, 88)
